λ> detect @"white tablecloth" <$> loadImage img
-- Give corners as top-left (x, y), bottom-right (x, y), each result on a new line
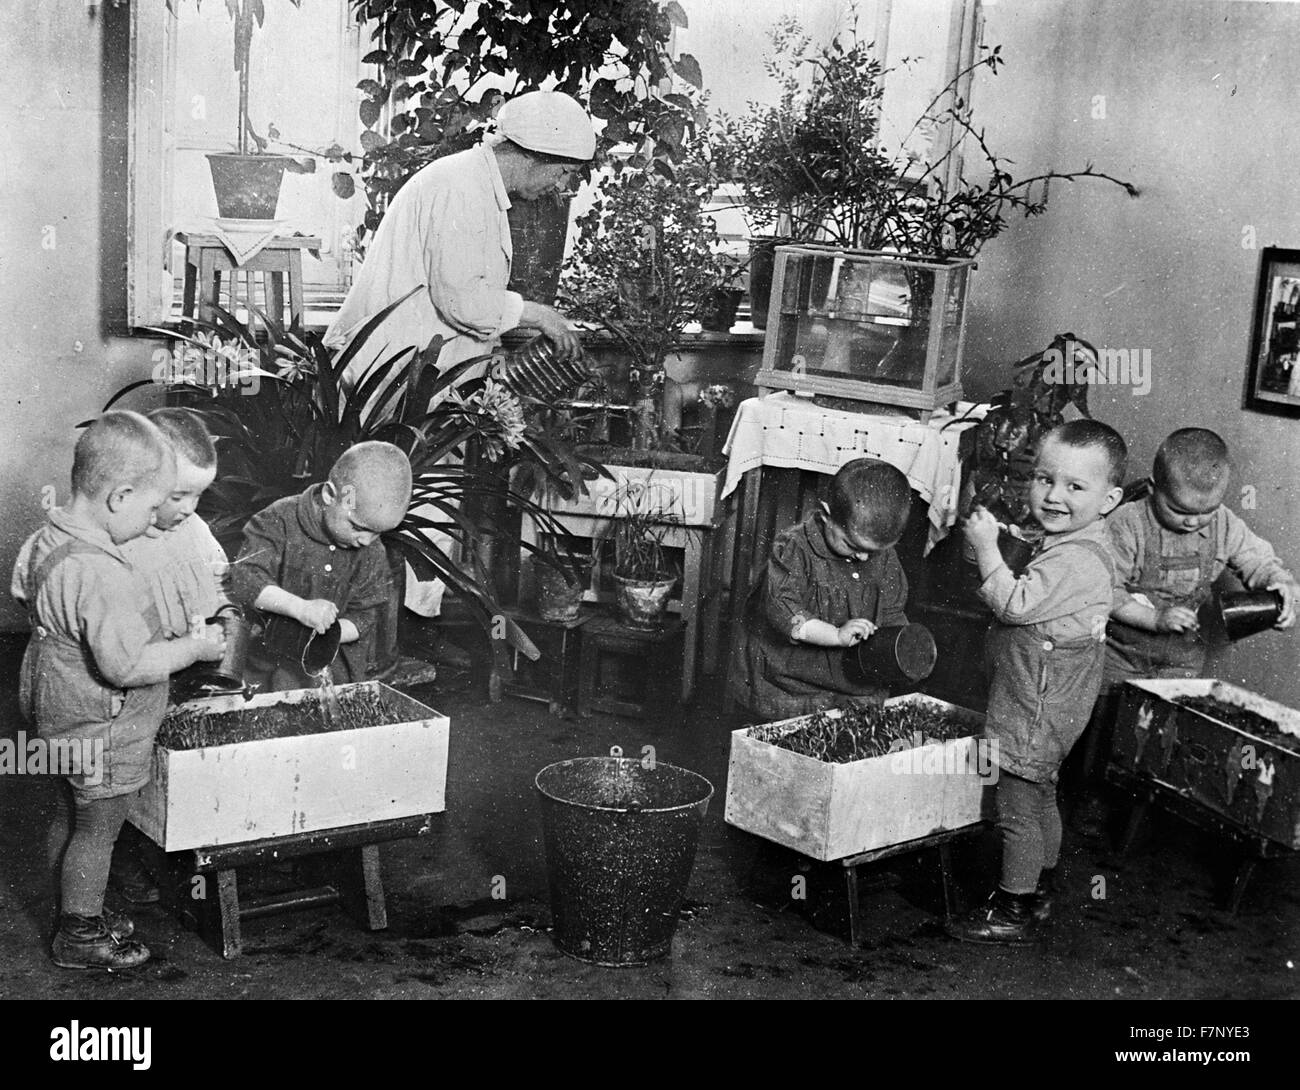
top-left (721, 393), bottom-right (980, 552)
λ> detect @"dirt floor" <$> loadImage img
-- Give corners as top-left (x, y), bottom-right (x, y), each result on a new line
top-left (0, 643), bottom-right (1296, 1002)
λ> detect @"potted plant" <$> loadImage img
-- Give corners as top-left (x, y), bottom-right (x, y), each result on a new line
top-left (954, 332), bottom-right (1099, 567)
top-left (175, 0), bottom-right (314, 219)
top-left (716, 17), bottom-right (1139, 335)
top-left (530, 536), bottom-right (593, 624)
top-left (604, 479), bottom-right (682, 631)
top-left (560, 116), bottom-right (730, 452)
top-left (110, 291), bottom-right (599, 697)
top-left (699, 253), bottom-right (749, 334)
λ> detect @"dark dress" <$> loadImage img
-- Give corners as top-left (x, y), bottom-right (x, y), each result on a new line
top-left (231, 485), bottom-right (392, 690)
top-left (732, 511), bottom-right (909, 721)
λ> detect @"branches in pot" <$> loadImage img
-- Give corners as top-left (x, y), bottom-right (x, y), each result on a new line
top-left (716, 15), bottom-right (1139, 259)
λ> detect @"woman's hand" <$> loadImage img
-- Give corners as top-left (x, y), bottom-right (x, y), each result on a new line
top-left (520, 301), bottom-right (582, 360)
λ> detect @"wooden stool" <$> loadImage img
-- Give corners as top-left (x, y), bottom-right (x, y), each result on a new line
top-left (178, 230), bottom-right (321, 329)
top-left (840, 824), bottom-right (986, 946)
top-left (502, 606), bottom-right (591, 714)
top-left (577, 614), bottom-right (685, 719)
top-left (159, 814), bottom-right (433, 958)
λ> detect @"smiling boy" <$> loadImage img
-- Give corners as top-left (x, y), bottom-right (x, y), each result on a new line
top-left (232, 442), bottom-right (413, 690)
top-left (948, 420), bottom-right (1126, 945)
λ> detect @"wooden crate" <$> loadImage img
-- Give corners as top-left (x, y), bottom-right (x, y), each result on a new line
top-left (724, 694), bottom-right (992, 862)
top-left (1112, 678), bottom-right (1300, 848)
top-left (130, 682), bottom-right (449, 852)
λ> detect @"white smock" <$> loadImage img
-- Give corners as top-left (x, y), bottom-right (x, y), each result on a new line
top-left (324, 140), bottom-right (525, 617)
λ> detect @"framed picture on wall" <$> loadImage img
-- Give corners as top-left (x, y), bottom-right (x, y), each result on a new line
top-left (1245, 247), bottom-right (1300, 415)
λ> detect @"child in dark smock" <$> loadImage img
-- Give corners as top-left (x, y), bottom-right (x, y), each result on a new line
top-left (947, 420), bottom-right (1126, 946)
top-left (232, 442), bottom-right (413, 691)
top-left (14, 413), bottom-right (225, 969)
top-left (734, 458), bottom-right (914, 721)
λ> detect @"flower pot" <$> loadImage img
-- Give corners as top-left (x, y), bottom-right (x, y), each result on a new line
top-left (1214, 590), bottom-right (1283, 641)
top-left (700, 287), bottom-right (744, 332)
top-left (747, 237), bottom-right (787, 331)
top-left (206, 153), bottom-right (290, 220)
top-left (961, 527), bottom-right (1040, 575)
top-left (536, 562), bottom-right (587, 624)
top-left (613, 574), bottom-right (676, 631)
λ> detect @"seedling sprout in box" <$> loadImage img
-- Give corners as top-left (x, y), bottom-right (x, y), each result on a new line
top-left (748, 703), bottom-right (977, 764)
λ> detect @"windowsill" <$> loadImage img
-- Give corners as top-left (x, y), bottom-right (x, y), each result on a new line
top-left (145, 299), bottom-right (769, 349)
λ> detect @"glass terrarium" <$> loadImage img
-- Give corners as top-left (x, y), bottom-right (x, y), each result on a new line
top-left (755, 245), bottom-right (976, 415)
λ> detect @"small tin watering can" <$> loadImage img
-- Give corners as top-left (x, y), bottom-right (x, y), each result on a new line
top-left (172, 610), bottom-right (253, 700)
top-left (844, 623), bottom-right (938, 690)
top-left (1210, 590), bottom-right (1284, 641)
top-left (302, 619), bottom-right (342, 677)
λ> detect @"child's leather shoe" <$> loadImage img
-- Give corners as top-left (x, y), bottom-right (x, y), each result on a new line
top-left (946, 888), bottom-right (1038, 945)
top-left (51, 914), bottom-right (151, 970)
top-left (103, 908), bottom-right (135, 941)
top-left (1028, 867), bottom-right (1057, 923)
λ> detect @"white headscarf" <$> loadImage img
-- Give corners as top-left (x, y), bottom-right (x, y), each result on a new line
top-left (496, 90), bottom-right (596, 161)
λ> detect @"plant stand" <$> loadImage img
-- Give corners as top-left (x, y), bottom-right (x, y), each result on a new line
top-left (178, 230), bottom-right (321, 330)
top-left (157, 814), bottom-right (434, 959)
top-left (577, 614), bottom-right (685, 719)
top-left (526, 463), bottom-right (725, 703)
top-left (501, 605), bottom-right (591, 714)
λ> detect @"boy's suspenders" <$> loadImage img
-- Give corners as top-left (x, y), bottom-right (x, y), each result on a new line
top-left (25, 540), bottom-right (111, 639)
top-left (25, 538), bottom-right (163, 639)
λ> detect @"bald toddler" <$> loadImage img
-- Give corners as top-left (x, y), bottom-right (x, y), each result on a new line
top-left (232, 442), bottom-right (413, 690)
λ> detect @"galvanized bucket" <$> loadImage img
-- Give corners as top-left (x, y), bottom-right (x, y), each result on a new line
top-left (535, 755), bottom-right (713, 966)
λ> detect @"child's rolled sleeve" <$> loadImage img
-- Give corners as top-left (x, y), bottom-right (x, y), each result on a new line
top-left (1223, 508), bottom-right (1295, 590)
top-left (764, 537), bottom-right (816, 642)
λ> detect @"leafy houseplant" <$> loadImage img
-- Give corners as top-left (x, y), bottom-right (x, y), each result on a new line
top-left (176, 0), bottom-right (315, 219)
top-left (955, 332), bottom-right (1098, 563)
top-left (559, 121), bottom-right (730, 451)
top-left (596, 478), bottom-right (681, 630)
top-left (110, 294), bottom-right (598, 693)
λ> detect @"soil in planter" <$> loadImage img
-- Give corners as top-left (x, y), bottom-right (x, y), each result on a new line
top-left (577, 445), bottom-right (724, 474)
top-left (1175, 696), bottom-right (1300, 752)
top-left (749, 704), bottom-right (975, 764)
top-left (158, 688), bottom-right (399, 750)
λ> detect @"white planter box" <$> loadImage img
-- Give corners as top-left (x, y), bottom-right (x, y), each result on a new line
top-left (130, 682), bottom-right (449, 852)
top-left (724, 694), bottom-right (992, 862)
top-left (542, 462), bottom-right (724, 530)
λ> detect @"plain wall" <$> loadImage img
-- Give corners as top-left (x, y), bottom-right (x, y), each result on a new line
top-left (0, 4), bottom-right (165, 633)
top-left (966, 0), bottom-right (1300, 701)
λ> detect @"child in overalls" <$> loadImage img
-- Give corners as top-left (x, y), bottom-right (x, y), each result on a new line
top-left (948, 420), bottom-right (1127, 945)
top-left (1072, 428), bottom-right (1297, 823)
top-left (14, 412), bottom-right (225, 969)
top-left (232, 442), bottom-right (412, 691)
top-left (732, 458), bottom-right (914, 721)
